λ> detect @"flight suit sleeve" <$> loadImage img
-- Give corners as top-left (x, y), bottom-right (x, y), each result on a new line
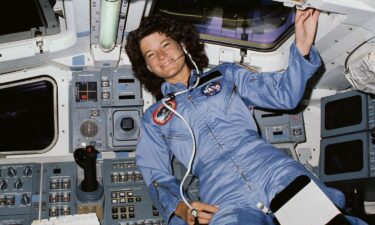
top-left (136, 117), bottom-right (185, 224)
top-left (228, 42), bottom-right (321, 110)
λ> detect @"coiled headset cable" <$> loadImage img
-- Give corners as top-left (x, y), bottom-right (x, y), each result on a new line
top-left (161, 46), bottom-right (201, 223)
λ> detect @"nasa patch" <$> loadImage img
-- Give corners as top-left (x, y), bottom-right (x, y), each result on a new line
top-left (152, 100), bottom-right (177, 125)
top-left (202, 81), bottom-right (221, 96)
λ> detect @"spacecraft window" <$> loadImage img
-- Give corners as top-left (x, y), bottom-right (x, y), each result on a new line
top-left (0, 76), bottom-right (58, 154)
top-left (0, 0), bottom-right (60, 43)
top-left (151, 0), bottom-right (294, 51)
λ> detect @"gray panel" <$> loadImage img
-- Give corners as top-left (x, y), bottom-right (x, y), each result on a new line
top-left (321, 90), bottom-right (374, 138)
top-left (103, 158), bottom-right (165, 225)
top-left (0, 161), bottom-right (77, 222)
top-left (0, 164), bottom-right (36, 216)
top-left (70, 67), bottom-right (142, 152)
top-left (101, 67), bottom-right (143, 107)
top-left (71, 108), bottom-right (109, 151)
top-left (0, 215), bottom-right (30, 225)
top-left (0, 158), bottom-right (172, 224)
top-left (109, 109), bottom-right (141, 149)
top-left (319, 132), bottom-right (374, 182)
top-left (253, 108), bottom-right (306, 144)
top-left (30, 162), bottom-right (77, 220)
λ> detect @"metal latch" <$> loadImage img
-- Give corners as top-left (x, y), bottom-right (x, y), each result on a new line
top-left (35, 37), bottom-right (44, 54)
top-left (34, 30), bottom-right (45, 54)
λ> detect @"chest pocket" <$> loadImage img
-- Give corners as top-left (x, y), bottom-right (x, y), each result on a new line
top-left (160, 116), bottom-right (193, 161)
top-left (223, 83), bottom-right (237, 114)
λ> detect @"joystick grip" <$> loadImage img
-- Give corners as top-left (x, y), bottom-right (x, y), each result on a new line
top-left (74, 146), bottom-right (98, 192)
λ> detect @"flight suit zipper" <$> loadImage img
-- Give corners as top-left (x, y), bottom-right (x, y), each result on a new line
top-left (188, 95), bottom-right (223, 148)
top-left (187, 94), bottom-right (252, 192)
top-left (231, 159), bottom-right (253, 192)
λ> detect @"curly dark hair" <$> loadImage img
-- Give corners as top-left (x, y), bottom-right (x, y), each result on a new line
top-left (125, 14), bottom-right (208, 100)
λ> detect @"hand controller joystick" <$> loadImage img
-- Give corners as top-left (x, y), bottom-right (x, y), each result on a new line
top-left (74, 146), bottom-right (103, 203)
top-left (74, 146), bottom-right (99, 192)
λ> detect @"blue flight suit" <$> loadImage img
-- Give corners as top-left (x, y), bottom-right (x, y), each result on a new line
top-left (136, 42), bottom-right (368, 225)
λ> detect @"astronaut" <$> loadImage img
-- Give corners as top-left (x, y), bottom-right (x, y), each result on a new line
top-left (125, 10), bottom-right (367, 225)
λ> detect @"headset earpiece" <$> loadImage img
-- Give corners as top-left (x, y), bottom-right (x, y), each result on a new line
top-left (181, 43), bottom-right (188, 54)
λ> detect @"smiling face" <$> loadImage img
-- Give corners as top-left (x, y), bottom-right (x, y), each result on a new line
top-left (140, 32), bottom-right (191, 85)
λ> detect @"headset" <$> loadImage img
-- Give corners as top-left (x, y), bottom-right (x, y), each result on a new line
top-left (160, 44), bottom-right (201, 223)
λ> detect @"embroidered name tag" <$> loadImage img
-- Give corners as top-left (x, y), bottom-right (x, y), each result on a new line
top-left (202, 81), bottom-right (221, 96)
top-left (152, 100), bottom-right (177, 125)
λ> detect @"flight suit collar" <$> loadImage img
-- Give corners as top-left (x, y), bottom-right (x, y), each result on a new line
top-left (161, 70), bottom-right (199, 97)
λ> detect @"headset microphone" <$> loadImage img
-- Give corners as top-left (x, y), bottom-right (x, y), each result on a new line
top-left (173, 53), bottom-right (185, 62)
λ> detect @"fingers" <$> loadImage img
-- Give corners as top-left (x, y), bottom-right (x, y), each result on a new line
top-left (189, 202), bottom-right (219, 224)
top-left (191, 201), bottom-right (219, 214)
top-left (294, 8), bottom-right (320, 55)
top-left (296, 8), bottom-right (320, 23)
top-left (295, 8), bottom-right (311, 25)
top-left (187, 211), bottom-right (213, 224)
top-left (195, 212), bottom-right (212, 224)
top-left (312, 8), bottom-right (321, 20)
top-left (295, 8), bottom-right (309, 22)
